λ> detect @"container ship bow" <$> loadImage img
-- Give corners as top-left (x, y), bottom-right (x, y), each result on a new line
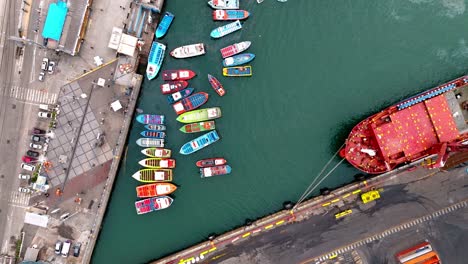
top-left (340, 75), bottom-right (468, 174)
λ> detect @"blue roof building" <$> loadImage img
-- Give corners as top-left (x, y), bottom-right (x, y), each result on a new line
top-left (42, 1), bottom-right (68, 41)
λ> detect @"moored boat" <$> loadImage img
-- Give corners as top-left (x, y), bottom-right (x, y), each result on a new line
top-left (180, 130), bottom-right (220, 155)
top-left (167, 88), bottom-right (194, 104)
top-left (162, 69), bottom-right (196, 81)
top-left (223, 53), bottom-right (255, 67)
top-left (140, 131), bottom-right (166, 139)
top-left (207, 74), bottom-right (226, 96)
top-left (196, 157), bottom-right (227, 168)
top-left (223, 66), bottom-right (252, 77)
top-left (200, 165), bottom-right (232, 178)
top-left (141, 148), bottom-right (172, 158)
top-left (144, 124), bottom-right (166, 131)
top-left (135, 196), bottom-right (173, 215)
top-left (131, 169), bottom-right (173, 183)
top-left (179, 121), bottom-right (215, 133)
top-left (210, 20), bottom-right (242, 39)
top-left (136, 183), bottom-right (177, 198)
top-left (136, 138), bottom-right (165, 148)
top-left (207, 0), bottom-right (239, 9)
top-left (212, 10), bottom-right (249, 21)
top-left (138, 158), bottom-right (176, 169)
top-left (176, 107), bottom-right (222, 123)
top-left (170, 43), bottom-right (206, 59)
top-left (136, 114), bottom-right (165, 125)
top-left (146, 42), bottom-right (166, 80)
top-left (155, 12), bottom-right (174, 39)
top-left (220, 41), bottom-right (251, 58)
top-left (173, 92), bottom-right (209, 115)
top-left (160, 81), bottom-right (189, 95)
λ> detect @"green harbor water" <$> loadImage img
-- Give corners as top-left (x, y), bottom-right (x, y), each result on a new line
top-left (92, 1), bottom-right (468, 263)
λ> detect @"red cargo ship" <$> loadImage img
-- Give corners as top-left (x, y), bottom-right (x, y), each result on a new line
top-left (340, 75), bottom-right (468, 174)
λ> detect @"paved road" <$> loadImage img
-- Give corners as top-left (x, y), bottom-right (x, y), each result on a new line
top-left (208, 167), bottom-right (468, 264)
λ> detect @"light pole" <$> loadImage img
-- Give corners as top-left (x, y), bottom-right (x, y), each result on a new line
top-left (8, 35), bottom-right (45, 48)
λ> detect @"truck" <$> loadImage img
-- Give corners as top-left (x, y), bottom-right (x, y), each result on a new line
top-left (61, 240), bottom-right (71, 257)
top-left (396, 241), bottom-right (441, 264)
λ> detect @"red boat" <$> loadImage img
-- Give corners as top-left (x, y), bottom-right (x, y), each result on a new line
top-left (162, 69), bottom-right (196, 81)
top-left (200, 165), bottom-right (232, 178)
top-left (160, 81), bottom-right (188, 94)
top-left (136, 182), bottom-right (177, 198)
top-left (173, 92), bottom-right (209, 115)
top-left (196, 157), bottom-right (227, 168)
top-left (220, 41), bottom-right (251, 59)
top-left (207, 74), bottom-right (226, 96)
top-left (340, 75), bottom-right (468, 174)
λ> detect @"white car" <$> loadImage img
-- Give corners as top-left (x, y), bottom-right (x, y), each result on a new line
top-left (41, 58), bottom-right (49, 71)
top-left (18, 187), bottom-right (31, 193)
top-left (20, 163), bottom-right (35, 172)
top-left (38, 111), bottom-right (52, 118)
top-left (48, 61), bottom-right (55, 74)
top-left (29, 143), bottom-right (43, 150)
top-left (38, 72), bottom-right (45, 82)
top-left (18, 174), bottom-right (31, 180)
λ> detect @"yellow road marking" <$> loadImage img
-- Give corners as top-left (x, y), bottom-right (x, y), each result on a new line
top-left (265, 224), bottom-right (274, 229)
top-left (329, 253), bottom-right (338, 259)
top-left (342, 193), bottom-right (350, 198)
top-left (209, 247), bottom-right (217, 252)
top-left (352, 189), bottom-right (362, 194)
top-left (242, 232), bottom-right (251, 238)
top-left (276, 220), bottom-right (285, 225)
top-left (201, 250), bottom-right (209, 255)
top-left (331, 199), bottom-right (340, 203)
top-left (322, 202), bottom-right (331, 207)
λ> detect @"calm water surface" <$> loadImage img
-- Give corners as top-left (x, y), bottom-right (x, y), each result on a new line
top-left (92, 0), bottom-right (468, 263)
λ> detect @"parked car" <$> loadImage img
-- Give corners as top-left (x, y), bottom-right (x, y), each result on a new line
top-left (26, 150), bottom-right (40, 157)
top-left (18, 174), bottom-right (30, 180)
top-left (61, 240), bottom-right (71, 257)
top-left (48, 61), bottom-right (55, 74)
top-left (29, 143), bottom-right (43, 150)
top-left (38, 72), bottom-right (45, 82)
top-left (54, 241), bottom-right (62, 255)
top-left (38, 111), bottom-right (52, 118)
top-left (72, 243), bottom-right (81, 257)
top-left (41, 58), bottom-right (49, 71)
top-left (31, 135), bottom-right (49, 143)
top-left (20, 163), bottom-right (35, 172)
top-left (18, 187), bottom-right (31, 193)
top-left (32, 127), bottom-right (46, 135)
top-left (22, 156), bottom-right (37, 163)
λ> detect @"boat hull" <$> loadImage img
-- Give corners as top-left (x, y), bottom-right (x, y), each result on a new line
top-left (162, 70), bottom-right (196, 81)
top-left (155, 12), bottom-right (174, 39)
top-left (223, 66), bottom-right (252, 77)
top-left (136, 114), bottom-right (165, 125)
top-left (144, 125), bottom-right (166, 131)
top-left (179, 121), bottom-right (216, 133)
top-left (207, 0), bottom-right (239, 9)
top-left (220, 41), bottom-right (251, 58)
top-left (140, 131), bottom-right (166, 139)
top-left (160, 81), bottom-right (189, 95)
top-left (208, 74), bottom-right (226, 96)
top-left (138, 158), bottom-right (176, 169)
top-left (200, 165), bottom-right (232, 178)
top-left (170, 43), bottom-right (206, 58)
top-left (136, 138), bottom-right (165, 148)
top-left (172, 92), bottom-right (209, 115)
top-left (176, 107), bottom-right (222, 123)
top-left (213, 10), bottom-right (249, 21)
top-left (179, 130), bottom-right (220, 155)
top-left (210, 20), bottom-right (242, 39)
top-left (136, 183), bottom-right (177, 198)
top-left (135, 196), bottom-right (173, 215)
top-left (141, 148), bottom-right (172, 158)
top-left (131, 169), bottom-right (173, 183)
top-left (146, 42), bottom-right (166, 80)
top-left (167, 88), bottom-right (194, 104)
top-left (223, 53), bottom-right (255, 67)
top-left (196, 158), bottom-right (227, 168)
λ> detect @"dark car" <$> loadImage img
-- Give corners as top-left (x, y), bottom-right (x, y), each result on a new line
top-left (72, 242), bottom-right (81, 257)
top-left (31, 135), bottom-right (49, 143)
top-left (26, 150), bottom-right (40, 157)
top-left (22, 156), bottom-right (37, 163)
top-left (32, 127), bottom-right (46, 135)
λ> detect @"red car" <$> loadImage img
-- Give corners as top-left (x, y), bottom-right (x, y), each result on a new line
top-left (22, 156), bottom-right (37, 163)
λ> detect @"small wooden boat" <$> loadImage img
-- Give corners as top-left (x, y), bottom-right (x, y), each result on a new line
top-left (136, 138), bottom-right (165, 148)
top-left (173, 92), bottom-right (209, 115)
top-left (176, 107), bottom-right (222, 123)
top-left (135, 196), bottom-right (173, 215)
top-left (155, 12), bottom-right (174, 39)
top-left (223, 66), bottom-right (252, 77)
top-left (144, 124), bottom-right (166, 131)
top-left (167, 88), bottom-right (194, 104)
top-left (179, 121), bottom-right (215, 133)
top-left (210, 20), bottom-right (242, 39)
top-left (207, 74), bottom-right (226, 96)
top-left (223, 53), bottom-right (255, 67)
top-left (196, 158), bottom-right (227, 168)
top-left (207, 0), bottom-right (239, 9)
top-left (141, 148), bottom-right (171, 158)
top-left (200, 165), bottom-right (232, 178)
top-left (212, 10), bottom-right (249, 21)
top-left (179, 131), bottom-right (220, 155)
top-left (136, 183), bottom-right (177, 198)
top-left (170, 43), bottom-right (206, 58)
top-left (138, 158), bottom-right (176, 169)
top-left (136, 114), bottom-right (165, 125)
top-left (220, 41), bottom-right (251, 58)
top-left (160, 81), bottom-right (189, 95)
top-left (162, 69), bottom-right (196, 81)
top-left (140, 131), bottom-right (166, 139)
top-left (146, 42), bottom-right (166, 80)
top-left (131, 169), bottom-right (173, 183)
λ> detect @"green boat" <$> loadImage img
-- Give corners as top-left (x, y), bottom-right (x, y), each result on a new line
top-left (176, 107), bottom-right (222, 124)
top-left (179, 121), bottom-right (216, 133)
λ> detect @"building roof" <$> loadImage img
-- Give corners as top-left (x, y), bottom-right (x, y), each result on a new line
top-left (42, 1), bottom-right (68, 41)
top-left (24, 212), bottom-right (49, 228)
top-left (23, 247), bottom-right (39, 261)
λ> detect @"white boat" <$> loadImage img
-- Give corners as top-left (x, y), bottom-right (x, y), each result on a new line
top-left (210, 20), bottom-right (242, 39)
top-left (207, 0), bottom-right (239, 9)
top-left (170, 43), bottom-right (206, 59)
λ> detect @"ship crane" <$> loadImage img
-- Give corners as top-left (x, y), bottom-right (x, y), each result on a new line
top-left (426, 141), bottom-right (468, 169)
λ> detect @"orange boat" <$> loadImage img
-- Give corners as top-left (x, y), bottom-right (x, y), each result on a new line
top-left (136, 183), bottom-right (177, 198)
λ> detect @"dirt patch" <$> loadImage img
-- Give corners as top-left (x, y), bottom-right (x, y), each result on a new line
top-left (56, 223), bottom-right (75, 240)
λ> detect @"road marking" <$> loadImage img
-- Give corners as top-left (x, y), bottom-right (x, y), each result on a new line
top-left (231, 237), bottom-right (239, 243)
top-left (331, 198), bottom-right (340, 203)
top-left (8, 191), bottom-right (30, 206)
top-left (276, 220), bottom-right (285, 225)
top-left (265, 224), bottom-right (273, 229)
top-left (322, 202), bottom-right (331, 207)
top-left (208, 247), bottom-right (216, 252)
top-left (8, 86), bottom-right (57, 104)
top-left (342, 193), bottom-right (351, 198)
top-left (242, 232), bottom-right (250, 238)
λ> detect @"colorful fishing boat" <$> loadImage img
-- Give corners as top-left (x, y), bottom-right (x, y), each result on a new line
top-left (170, 43), bottom-right (206, 59)
top-left (131, 169), bottom-right (173, 183)
top-left (138, 158), bottom-right (176, 169)
top-left (212, 10), bottom-right (249, 21)
top-left (223, 53), bottom-right (255, 67)
top-left (141, 148), bottom-right (171, 158)
top-left (200, 165), bottom-right (232, 178)
top-left (207, 74), bottom-right (226, 96)
top-left (144, 124), bottom-right (166, 131)
top-left (135, 196), bottom-right (173, 215)
top-left (210, 20), bottom-right (242, 39)
top-left (140, 131), bottom-right (166, 139)
top-left (136, 183), bottom-right (177, 198)
top-left (160, 81), bottom-right (189, 95)
top-left (146, 42), bottom-right (166, 80)
top-left (155, 12), bottom-right (174, 39)
top-left (207, 0), bottom-right (239, 9)
top-left (176, 107), bottom-right (222, 123)
top-left (220, 41), bottom-right (251, 58)
top-left (179, 121), bottom-right (215, 133)
top-left (196, 157), bottom-right (227, 168)
top-left (167, 88), bottom-right (194, 104)
top-left (173, 92), bottom-right (209, 115)
top-left (136, 138), bottom-right (165, 148)
top-left (162, 69), bottom-right (197, 81)
top-left (179, 130), bottom-right (220, 155)
top-left (223, 66), bottom-right (252, 77)
top-left (136, 114), bottom-right (165, 125)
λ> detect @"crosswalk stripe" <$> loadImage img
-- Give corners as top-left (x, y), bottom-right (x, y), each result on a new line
top-left (8, 191), bottom-right (30, 206)
top-left (8, 86), bottom-right (58, 104)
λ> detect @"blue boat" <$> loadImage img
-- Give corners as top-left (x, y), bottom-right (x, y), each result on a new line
top-left (146, 42), bottom-right (166, 80)
top-left (212, 10), bottom-right (249, 21)
top-left (155, 12), bottom-right (174, 39)
top-left (222, 53), bottom-right (255, 67)
top-left (179, 131), bottom-right (220, 155)
top-left (210, 20), bottom-right (242, 39)
top-left (136, 114), bottom-right (165, 125)
top-left (167, 88), bottom-right (194, 104)
top-left (140, 131), bottom-right (166, 139)
top-left (144, 124), bottom-right (166, 131)
top-left (173, 92), bottom-right (209, 115)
